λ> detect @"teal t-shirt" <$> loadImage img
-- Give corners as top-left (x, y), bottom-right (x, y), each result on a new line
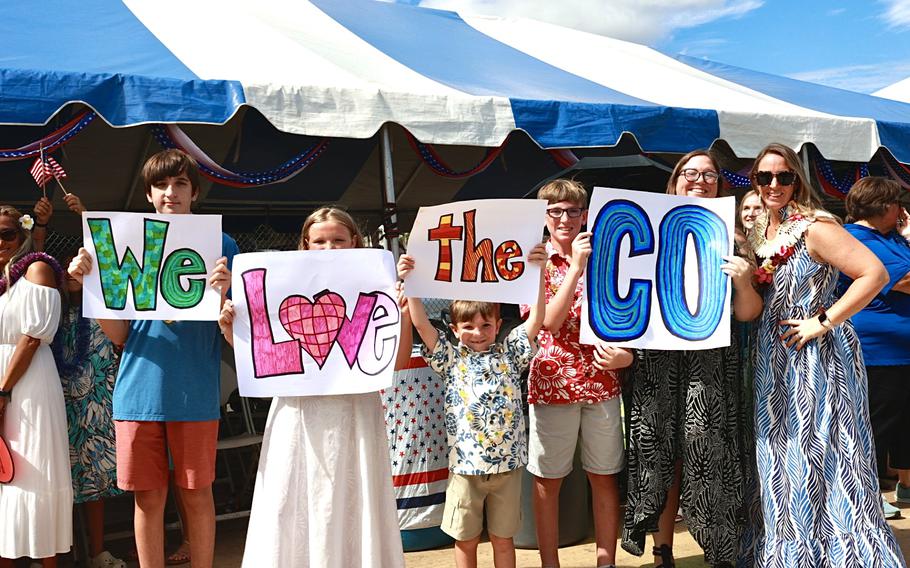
top-left (112, 233), bottom-right (239, 422)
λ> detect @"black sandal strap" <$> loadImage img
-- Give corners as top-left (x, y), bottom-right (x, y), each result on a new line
top-left (652, 544), bottom-right (675, 568)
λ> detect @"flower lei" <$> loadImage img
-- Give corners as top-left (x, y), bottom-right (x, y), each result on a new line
top-left (0, 252), bottom-right (64, 296)
top-left (748, 203), bottom-right (812, 285)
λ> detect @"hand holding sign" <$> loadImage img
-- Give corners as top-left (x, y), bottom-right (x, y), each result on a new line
top-left (78, 212), bottom-right (224, 321)
top-left (404, 199), bottom-right (547, 303)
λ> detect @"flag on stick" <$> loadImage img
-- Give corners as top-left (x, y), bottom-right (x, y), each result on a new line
top-left (28, 154), bottom-right (70, 195)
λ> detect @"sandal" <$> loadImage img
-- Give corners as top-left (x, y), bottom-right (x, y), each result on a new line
top-left (653, 544), bottom-right (675, 568)
top-left (166, 541), bottom-right (191, 566)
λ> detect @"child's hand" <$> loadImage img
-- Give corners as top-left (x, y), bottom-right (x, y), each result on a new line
top-left (395, 281), bottom-right (409, 316)
top-left (34, 197), bottom-right (53, 226)
top-left (67, 247), bottom-right (93, 283)
top-left (218, 299), bottom-right (235, 333)
top-left (210, 257), bottom-right (231, 294)
top-left (592, 343), bottom-right (632, 371)
top-left (527, 242), bottom-right (547, 267)
top-left (63, 193), bottom-right (86, 215)
top-left (397, 254), bottom-right (415, 280)
top-left (570, 231), bottom-right (592, 271)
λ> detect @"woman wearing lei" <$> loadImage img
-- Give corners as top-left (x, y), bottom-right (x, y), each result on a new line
top-left (0, 205), bottom-right (70, 566)
top-left (746, 143), bottom-right (904, 567)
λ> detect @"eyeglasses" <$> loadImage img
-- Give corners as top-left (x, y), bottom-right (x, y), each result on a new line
top-left (754, 171), bottom-right (797, 187)
top-left (678, 169), bottom-right (719, 184)
top-left (546, 207), bottom-right (586, 219)
top-left (0, 229), bottom-right (20, 242)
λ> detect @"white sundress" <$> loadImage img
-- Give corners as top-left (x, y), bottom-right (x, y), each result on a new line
top-left (0, 278), bottom-right (72, 559)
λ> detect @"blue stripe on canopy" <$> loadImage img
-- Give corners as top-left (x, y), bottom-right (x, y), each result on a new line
top-left (0, 0), bottom-right (244, 125)
top-left (312, 0), bottom-right (651, 105)
top-left (509, 100), bottom-right (720, 151)
top-left (673, 54), bottom-right (910, 162)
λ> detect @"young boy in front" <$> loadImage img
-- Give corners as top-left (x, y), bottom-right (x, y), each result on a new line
top-left (68, 149), bottom-right (237, 568)
top-left (397, 243), bottom-right (546, 568)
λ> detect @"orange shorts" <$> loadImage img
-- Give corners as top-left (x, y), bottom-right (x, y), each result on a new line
top-left (115, 420), bottom-right (219, 491)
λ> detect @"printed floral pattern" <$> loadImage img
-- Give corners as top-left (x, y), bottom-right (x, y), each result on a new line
top-left (52, 305), bottom-right (123, 503)
top-left (422, 326), bottom-right (534, 475)
top-left (523, 242), bottom-right (621, 405)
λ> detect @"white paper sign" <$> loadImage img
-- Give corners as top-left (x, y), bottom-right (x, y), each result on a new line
top-left (81, 211), bottom-right (223, 321)
top-left (581, 187), bottom-right (734, 350)
top-left (404, 199), bottom-right (547, 303)
top-left (231, 249), bottom-right (400, 397)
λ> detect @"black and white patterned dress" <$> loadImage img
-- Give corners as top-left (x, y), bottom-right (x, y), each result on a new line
top-left (622, 337), bottom-right (755, 565)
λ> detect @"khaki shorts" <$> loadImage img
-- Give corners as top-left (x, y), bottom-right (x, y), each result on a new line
top-left (528, 397), bottom-right (624, 478)
top-left (440, 468), bottom-right (523, 541)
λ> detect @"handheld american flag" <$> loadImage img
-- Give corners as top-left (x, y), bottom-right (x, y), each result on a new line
top-left (29, 155), bottom-right (69, 195)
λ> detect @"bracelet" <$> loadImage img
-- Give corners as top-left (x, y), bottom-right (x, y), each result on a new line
top-left (817, 311), bottom-right (834, 330)
top-left (34, 221), bottom-right (48, 228)
top-left (0, 389), bottom-right (11, 399)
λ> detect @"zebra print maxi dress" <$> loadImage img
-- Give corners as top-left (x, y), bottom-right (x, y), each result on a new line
top-left (751, 216), bottom-right (904, 567)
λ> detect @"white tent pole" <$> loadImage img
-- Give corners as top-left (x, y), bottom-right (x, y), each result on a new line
top-left (379, 124), bottom-right (400, 257)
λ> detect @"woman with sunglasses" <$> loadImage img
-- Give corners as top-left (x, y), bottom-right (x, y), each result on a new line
top-left (746, 143), bottom-right (903, 566)
top-left (0, 205), bottom-right (71, 567)
top-left (622, 150), bottom-right (762, 568)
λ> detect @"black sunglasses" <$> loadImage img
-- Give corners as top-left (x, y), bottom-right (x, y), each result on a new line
top-left (546, 207), bottom-right (586, 219)
top-left (0, 229), bottom-right (20, 242)
top-left (754, 171), bottom-right (797, 187)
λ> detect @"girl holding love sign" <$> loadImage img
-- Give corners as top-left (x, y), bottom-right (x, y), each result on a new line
top-left (219, 207), bottom-right (407, 568)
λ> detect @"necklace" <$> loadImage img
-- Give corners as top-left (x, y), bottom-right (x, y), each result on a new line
top-left (0, 252), bottom-right (64, 296)
top-left (748, 203), bottom-right (811, 284)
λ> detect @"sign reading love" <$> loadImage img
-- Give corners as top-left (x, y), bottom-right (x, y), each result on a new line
top-left (231, 249), bottom-right (400, 397)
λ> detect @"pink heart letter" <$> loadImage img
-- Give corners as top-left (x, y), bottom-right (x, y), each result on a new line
top-left (278, 291), bottom-right (347, 368)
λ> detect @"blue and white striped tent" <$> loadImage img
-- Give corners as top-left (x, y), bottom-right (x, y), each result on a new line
top-left (2, 0), bottom-right (910, 161)
top-left (2, 0), bottom-right (910, 225)
top-left (876, 77), bottom-right (910, 103)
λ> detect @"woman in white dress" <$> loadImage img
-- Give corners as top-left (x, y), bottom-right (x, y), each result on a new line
top-left (0, 205), bottom-right (71, 567)
top-left (219, 207), bottom-right (405, 568)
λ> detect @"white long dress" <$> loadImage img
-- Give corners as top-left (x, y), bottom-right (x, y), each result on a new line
top-left (242, 392), bottom-right (405, 568)
top-left (0, 278), bottom-right (72, 559)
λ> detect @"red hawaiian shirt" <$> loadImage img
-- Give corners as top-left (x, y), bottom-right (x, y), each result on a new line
top-left (521, 242), bottom-right (621, 405)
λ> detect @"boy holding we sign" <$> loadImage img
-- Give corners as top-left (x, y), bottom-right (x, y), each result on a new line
top-left (68, 150), bottom-right (237, 568)
top-left (397, 242), bottom-right (546, 568)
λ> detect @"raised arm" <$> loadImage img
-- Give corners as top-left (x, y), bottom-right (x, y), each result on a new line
top-left (32, 197), bottom-right (52, 252)
top-left (397, 254), bottom-right (438, 352)
top-left (722, 255), bottom-right (763, 321)
top-left (542, 231), bottom-right (591, 332)
top-left (394, 281), bottom-right (414, 370)
top-left (524, 243), bottom-right (547, 340)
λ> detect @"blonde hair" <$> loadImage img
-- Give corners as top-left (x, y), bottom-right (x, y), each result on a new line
top-left (0, 205), bottom-right (35, 283)
top-left (449, 300), bottom-right (500, 325)
top-left (736, 189), bottom-right (762, 231)
top-left (299, 206), bottom-right (364, 250)
top-left (536, 179), bottom-right (588, 207)
top-left (750, 143), bottom-right (823, 216)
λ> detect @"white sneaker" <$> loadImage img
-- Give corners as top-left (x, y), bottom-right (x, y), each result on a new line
top-left (90, 550), bottom-right (127, 568)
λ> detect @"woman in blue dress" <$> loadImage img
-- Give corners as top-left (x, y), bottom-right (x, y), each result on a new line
top-left (746, 143), bottom-right (904, 567)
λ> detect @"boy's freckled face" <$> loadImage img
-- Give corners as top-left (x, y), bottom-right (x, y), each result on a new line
top-left (147, 173), bottom-right (196, 215)
top-left (450, 313), bottom-right (502, 352)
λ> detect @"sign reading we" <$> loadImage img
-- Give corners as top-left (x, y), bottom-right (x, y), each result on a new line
top-left (81, 212), bottom-right (223, 320)
top-left (404, 199), bottom-right (547, 304)
top-left (231, 249), bottom-right (400, 397)
top-left (581, 187), bottom-right (734, 350)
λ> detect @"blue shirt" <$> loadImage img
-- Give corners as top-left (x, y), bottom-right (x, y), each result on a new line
top-left (113, 233), bottom-right (239, 421)
top-left (421, 325), bottom-right (535, 475)
top-left (839, 224), bottom-right (910, 366)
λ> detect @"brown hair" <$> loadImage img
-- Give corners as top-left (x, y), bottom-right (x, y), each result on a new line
top-left (142, 149), bottom-right (201, 196)
top-left (449, 300), bottom-right (501, 325)
top-left (749, 143), bottom-right (823, 215)
top-left (845, 177), bottom-right (902, 223)
top-left (299, 206), bottom-right (365, 250)
top-left (0, 205), bottom-right (35, 283)
top-left (665, 150), bottom-right (726, 196)
top-left (537, 179), bottom-right (588, 207)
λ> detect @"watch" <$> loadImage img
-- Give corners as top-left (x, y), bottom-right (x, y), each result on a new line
top-left (0, 389), bottom-right (11, 399)
top-left (817, 311), bottom-right (834, 329)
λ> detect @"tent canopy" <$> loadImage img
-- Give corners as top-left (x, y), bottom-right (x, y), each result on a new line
top-left (2, 0), bottom-right (910, 164)
top-left (875, 77), bottom-right (910, 103)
